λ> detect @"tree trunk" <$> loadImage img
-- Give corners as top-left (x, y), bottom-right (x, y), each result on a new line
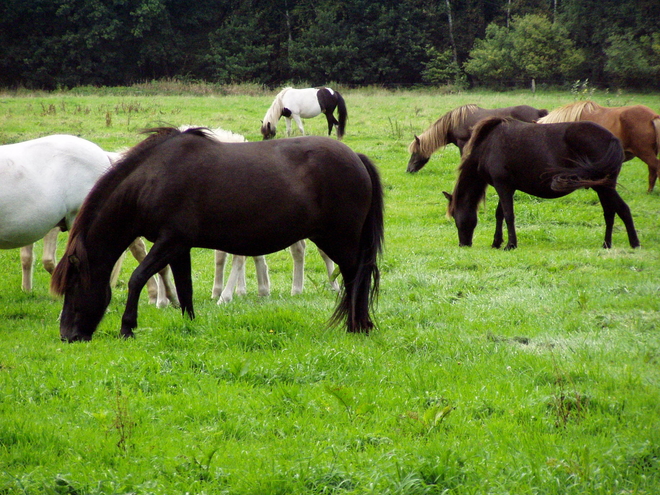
top-left (445, 0), bottom-right (458, 65)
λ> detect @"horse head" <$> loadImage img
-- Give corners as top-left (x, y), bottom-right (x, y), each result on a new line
top-left (406, 136), bottom-right (430, 173)
top-left (443, 191), bottom-right (477, 247)
top-left (261, 121), bottom-right (276, 140)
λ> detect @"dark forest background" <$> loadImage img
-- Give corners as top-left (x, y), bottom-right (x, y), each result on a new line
top-left (1, 0), bottom-right (658, 90)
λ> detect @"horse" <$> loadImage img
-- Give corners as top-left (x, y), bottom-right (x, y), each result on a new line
top-left (406, 104), bottom-right (548, 172)
top-left (183, 126), bottom-right (341, 302)
top-left (0, 135), bottom-right (176, 307)
top-left (537, 100), bottom-right (660, 192)
top-left (443, 117), bottom-right (640, 250)
top-left (51, 127), bottom-right (384, 342)
top-left (260, 87), bottom-right (347, 140)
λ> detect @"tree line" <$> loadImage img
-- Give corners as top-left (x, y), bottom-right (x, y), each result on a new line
top-left (1, 0), bottom-right (658, 90)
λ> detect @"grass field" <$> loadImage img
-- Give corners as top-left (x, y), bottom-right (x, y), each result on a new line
top-left (1, 85), bottom-right (659, 494)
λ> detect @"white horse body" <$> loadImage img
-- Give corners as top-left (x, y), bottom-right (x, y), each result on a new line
top-left (3, 135), bottom-right (176, 306)
top-left (0, 135), bottom-right (111, 249)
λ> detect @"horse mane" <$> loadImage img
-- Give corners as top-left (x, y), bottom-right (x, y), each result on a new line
top-left (51, 127), bottom-right (200, 296)
top-left (262, 87), bottom-right (292, 128)
top-left (409, 104), bottom-right (479, 156)
top-left (447, 116), bottom-right (509, 218)
top-left (537, 100), bottom-right (603, 124)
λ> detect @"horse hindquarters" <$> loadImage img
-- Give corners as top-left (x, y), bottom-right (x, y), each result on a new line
top-left (324, 154), bottom-right (384, 333)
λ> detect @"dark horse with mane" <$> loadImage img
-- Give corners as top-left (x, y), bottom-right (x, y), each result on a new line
top-left (443, 117), bottom-right (640, 250)
top-left (51, 127), bottom-right (384, 342)
top-left (406, 104), bottom-right (548, 172)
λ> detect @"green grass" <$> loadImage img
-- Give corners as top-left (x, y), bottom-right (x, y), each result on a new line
top-left (1, 85), bottom-right (659, 494)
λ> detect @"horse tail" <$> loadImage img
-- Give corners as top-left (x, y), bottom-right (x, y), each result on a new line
top-left (334, 91), bottom-right (348, 140)
top-left (331, 153), bottom-right (384, 333)
top-left (551, 133), bottom-right (624, 192)
top-left (653, 116), bottom-right (660, 157)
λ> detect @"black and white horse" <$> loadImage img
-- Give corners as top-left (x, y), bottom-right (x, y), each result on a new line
top-left (261, 87), bottom-right (347, 140)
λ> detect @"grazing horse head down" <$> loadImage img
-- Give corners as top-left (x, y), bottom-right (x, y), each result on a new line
top-left (260, 87), bottom-right (348, 140)
top-left (406, 104), bottom-right (548, 173)
top-left (51, 127), bottom-right (383, 342)
top-left (444, 117), bottom-right (640, 250)
top-left (538, 100), bottom-right (660, 192)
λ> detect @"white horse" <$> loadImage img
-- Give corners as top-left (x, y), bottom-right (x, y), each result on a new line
top-left (199, 126), bottom-right (341, 302)
top-left (260, 87), bottom-right (347, 140)
top-left (2, 135), bottom-right (176, 307)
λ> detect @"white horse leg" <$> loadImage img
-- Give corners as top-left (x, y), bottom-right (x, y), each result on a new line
top-left (290, 240), bottom-right (306, 295)
top-left (319, 248), bottom-right (340, 292)
top-left (110, 251), bottom-right (126, 289)
top-left (212, 250), bottom-right (228, 299)
top-left (218, 255), bottom-right (247, 304)
top-left (293, 114), bottom-right (305, 136)
top-left (41, 227), bottom-right (60, 274)
top-left (285, 117), bottom-right (293, 137)
top-left (158, 265), bottom-right (179, 308)
top-left (253, 255), bottom-right (270, 297)
top-left (20, 244), bottom-right (35, 292)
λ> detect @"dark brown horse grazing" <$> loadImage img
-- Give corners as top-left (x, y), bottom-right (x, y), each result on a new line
top-left (406, 104), bottom-right (548, 172)
top-left (443, 117), bottom-right (640, 250)
top-left (51, 128), bottom-right (384, 342)
top-left (538, 101), bottom-right (660, 192)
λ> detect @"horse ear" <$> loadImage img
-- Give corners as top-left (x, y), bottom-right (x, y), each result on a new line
top-left (442, 191), bottom-right (453, 203)
top-left (415, 135), bottom-right (420, 144)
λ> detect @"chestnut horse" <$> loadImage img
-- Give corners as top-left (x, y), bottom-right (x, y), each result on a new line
top-left (444, 117), bottom-right (640, 250)
top-left (406, 104), bottom-right (548, 172)
top-left (51, 128), bottom-right (383, 341)
top-left (538, 101), bottom-right (660, 192)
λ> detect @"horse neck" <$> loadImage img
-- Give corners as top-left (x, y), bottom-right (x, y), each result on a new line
top-left (452, 157), bottom-right (488, 214)
top-left (263, 90), bottom-right (289, 126)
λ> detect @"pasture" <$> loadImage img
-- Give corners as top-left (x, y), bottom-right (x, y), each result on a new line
top-left (1, 86), bottom-right (659, 494)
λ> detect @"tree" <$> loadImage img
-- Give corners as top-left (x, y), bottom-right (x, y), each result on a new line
top-left (465, 14), bottom-right (584, 87)
top-left (605, 33), bottom-right (660, 88)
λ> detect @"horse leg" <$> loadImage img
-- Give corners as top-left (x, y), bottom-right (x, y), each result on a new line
top-left (324, 113), bottom-right (339, 136)
top-left (293, 114), bottom-right (305, 136)
top-left (285, 118), bottom-right (293, 137)
top-left (635, 149), bottom-right (660, 193)
top-left (218, 255), bottom-right (246, 304)
top-left (42, 227), bottom-right (60, 274)
top-left (20, 244), bottom-right (34, 292)
top-left (290, 240), bottom-right (306, 295)
top-left (212, 250), bottom-right (228, 299)
top-left (492, 200), bottom-right (505, 249)
top-left (593, 186), bottom-right (640, 248)
top-left (495, 189), bottom-right (518, 250)
top-left (158, 265), bottom-right (180, 308)
top-left (319, 248), bottom-right (339, 291)
top-left (128, 238), bottom-right (169, 308)
top-left (168, 249), bottom-right (194, 320)
top-left (253, 255), bottom-right (270, 297)
top-left (121, 239), bottom-right (189, 337)
top-left (109, 251), bottom-right (127, 288)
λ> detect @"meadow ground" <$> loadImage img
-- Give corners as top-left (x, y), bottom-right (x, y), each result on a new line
top-left (0, 85), bottom-right (659, 494)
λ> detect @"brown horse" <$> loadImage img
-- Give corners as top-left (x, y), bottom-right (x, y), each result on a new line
top-left (538, 101), bottom-right (660, 192)
top-left (444, 117), bottom-right (640, 250)
top-left (51, 128), bottom-right (384, 342)
top-left (406, 104), bottom-right (548, 172)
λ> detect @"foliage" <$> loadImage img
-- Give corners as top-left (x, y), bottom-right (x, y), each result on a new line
top-left (0, 0), bottom-right (658, 89)
top-left (0, 88), bottom-right (659, 494)
top-left (465, 14), bottom-right (584, 86)
top-left (421, 47), bottom-right (466, 88)
top-left (604, 33), bottom-right (660, 88)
